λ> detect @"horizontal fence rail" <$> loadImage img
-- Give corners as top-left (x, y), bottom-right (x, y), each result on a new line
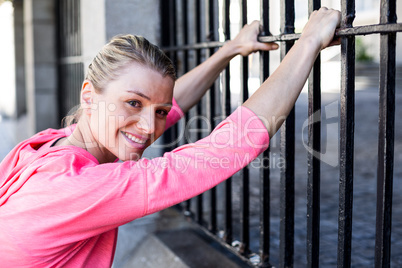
top-left (160, 0), bottom-right (400, 267)
top-left (162, 23), bottom-right (402, 52)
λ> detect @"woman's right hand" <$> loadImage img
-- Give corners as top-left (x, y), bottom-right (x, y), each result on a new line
top-left (300, 7), bottom-right (341, 51)
top-left (228, 20), bottom-right (279, 57)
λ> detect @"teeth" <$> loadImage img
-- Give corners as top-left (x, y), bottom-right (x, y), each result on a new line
top-left (123, 132), bottom-right (147, 144)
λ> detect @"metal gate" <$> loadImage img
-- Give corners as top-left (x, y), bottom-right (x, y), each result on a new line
top-left (56, 0), bottom-right (84, 122)
top-left (161, 0), bottom-right (402, 267)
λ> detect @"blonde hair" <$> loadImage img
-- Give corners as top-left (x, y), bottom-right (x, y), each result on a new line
top-left (63, 34), bottom-right (176, 126)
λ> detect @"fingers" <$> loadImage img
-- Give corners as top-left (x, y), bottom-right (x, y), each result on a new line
top-left (257, 42), bottom-right (279, 52)
top-left (323, 8), bottom-right (341, 48)
top-left (327, 36), bottom-right (341, 47)
top-left (249, 20), bottom-right (261, 28)
top-left (247, 20), bottom-right (279, 52)
top-left (235, 6), bottom-right (342, 55)
top-left (231, 19), bottom-right (278, 56)
top-left (301, 7), bottom-right (341, 50)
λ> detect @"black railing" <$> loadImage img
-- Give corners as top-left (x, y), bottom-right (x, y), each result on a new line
top-left (375, 0), bottom-right (397, 267)
top-left (161, 0), bottom-right (401, 267)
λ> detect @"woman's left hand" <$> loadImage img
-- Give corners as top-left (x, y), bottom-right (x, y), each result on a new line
top-left (228, 20), bottom-right (279, 57)
top-left (174, 21), bottom-right (278, 113)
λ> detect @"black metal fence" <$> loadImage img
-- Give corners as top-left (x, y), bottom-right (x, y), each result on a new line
top-left (161, 0), bottom-right (402, 267)
top-left (56, 0), bottom-right (84, 123)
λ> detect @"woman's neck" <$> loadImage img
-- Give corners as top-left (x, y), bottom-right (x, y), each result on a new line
top-left (58, 117), bottom-right (118, 164)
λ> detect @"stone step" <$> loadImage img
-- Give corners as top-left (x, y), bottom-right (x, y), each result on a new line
top-left (123, 228), bottom-right (248, 268)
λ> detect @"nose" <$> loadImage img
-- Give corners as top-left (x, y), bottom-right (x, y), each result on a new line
top-left (136, 108), bottom-right (156, 135)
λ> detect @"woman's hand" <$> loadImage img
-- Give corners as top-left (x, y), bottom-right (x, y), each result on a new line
top-left (243, 7), bottom-right (341, 136)
top-left (174, 20), bottom-right (278, 113)
top-left (227, 20), bottom-right (279, 57)
top-left (300, 7), bottom-right (341, 50)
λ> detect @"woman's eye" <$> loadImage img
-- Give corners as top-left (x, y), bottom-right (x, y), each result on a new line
top-left (128, 100), bottom-right (141, 107)
top-left (156, 109), bottom-right (168, 118)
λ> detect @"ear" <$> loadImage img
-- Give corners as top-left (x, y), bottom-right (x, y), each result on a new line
top-left (81, 80), bottom-right (94, 115)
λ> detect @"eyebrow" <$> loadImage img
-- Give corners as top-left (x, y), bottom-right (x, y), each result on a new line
top-left (126, 90), bottom-right (151, 101)
top-left (126, 90), bottom-right (173, 106)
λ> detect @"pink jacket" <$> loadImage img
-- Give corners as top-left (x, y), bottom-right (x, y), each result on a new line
top-left (0, 100), bottom-right (269, 267)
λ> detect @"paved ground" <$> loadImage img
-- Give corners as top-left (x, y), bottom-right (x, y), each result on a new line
top-left (1, 64), bottom-right (401, 267)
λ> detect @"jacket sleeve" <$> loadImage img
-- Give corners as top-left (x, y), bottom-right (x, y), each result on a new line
top-left (164, 98), bottom-right (184, 130)
top-left (8, 106), bottom-right (268, 242)
top-left (144, 106), bottom-right (269, 215)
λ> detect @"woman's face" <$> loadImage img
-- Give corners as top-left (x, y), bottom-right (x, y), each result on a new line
top-left (88, 63), bottom-right (174, 162)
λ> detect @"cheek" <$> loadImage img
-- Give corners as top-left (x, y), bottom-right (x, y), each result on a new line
top-left (153, 120), bottom-right (167, 140)
top-left (106, 105), bottom-right (133, 130)
top-left (90, 101), bottom-right (111, 127)
top-left (90, 103), bottom-right (126, 142)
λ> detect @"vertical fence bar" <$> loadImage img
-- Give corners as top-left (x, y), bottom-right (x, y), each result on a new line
top-left (168, 0), bottom-right (177, 64)
top-left (181, 0), bottom-right (189, 85)
top-left (259, 0), bottom-right (271, 266)
top-left (171, 0), bottom-right (179, 153)
top-left (162, 0), bottom-right (179, 153)
top-left (306, 1), bottom-right (321, 267)
top-left (223, 0), bottom-right (233, 245)
top-left (279, 0), bottom-right (295, 267)
top-left (194, 0), bottom-right (204, 225)
top-left (239, 0), bottom-right (250, 257)
top-left (337, 0), bottom-right (355, 267)
top-left (375, 0), bottom-right (396, 267)
top-left (160, 0), bottom-right (170, 48)
top-left (180, 0), bottom-right (193, 217)
top-left (206, 0), bottom-right (218, 234)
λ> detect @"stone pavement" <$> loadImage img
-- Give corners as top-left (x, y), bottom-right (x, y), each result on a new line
top-left (1, 64), bottom-right (401, 267)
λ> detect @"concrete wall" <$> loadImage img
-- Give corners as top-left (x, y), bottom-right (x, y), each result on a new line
top-left (105, 0), bottom-right (161, 45)
top-left (24, 0), bottom-right (58, 135)
top-left (80, 0), bottom-right (161, 79)
top-left (80, 0), bottom-right (106, 75)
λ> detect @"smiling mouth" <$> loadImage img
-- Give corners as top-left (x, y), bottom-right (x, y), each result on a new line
top-left (121, 131), bottom-right (148, 145)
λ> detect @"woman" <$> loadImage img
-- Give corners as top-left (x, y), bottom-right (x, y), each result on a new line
top-left (0, 7), bottom-right (340, 267)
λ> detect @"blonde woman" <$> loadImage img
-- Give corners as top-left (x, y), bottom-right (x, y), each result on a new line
top-left (0, 8), bottom-right (340, 267)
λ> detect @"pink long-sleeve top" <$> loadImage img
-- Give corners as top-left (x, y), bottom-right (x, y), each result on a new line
top-left (0, 99), bottom-right (269, 267)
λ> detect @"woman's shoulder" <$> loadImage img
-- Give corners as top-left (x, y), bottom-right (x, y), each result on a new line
top-left (1, 126), bottom-right (97, 174)
top-left (20, 126), bottom-right (75, 150)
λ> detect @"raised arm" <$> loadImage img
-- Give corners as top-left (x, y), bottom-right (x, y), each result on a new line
top-left (243, 7), bottom-right (341, 136)
top-left (173, 21), bottom-right (279, 113)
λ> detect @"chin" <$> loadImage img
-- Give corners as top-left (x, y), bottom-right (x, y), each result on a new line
top-left (119, 151), bottom-right (144, 162)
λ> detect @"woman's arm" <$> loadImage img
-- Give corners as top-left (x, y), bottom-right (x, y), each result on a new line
top-left (243, 7), bottom-right (341, 136)
top-left (173, 21), bottom-right (279, 113)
